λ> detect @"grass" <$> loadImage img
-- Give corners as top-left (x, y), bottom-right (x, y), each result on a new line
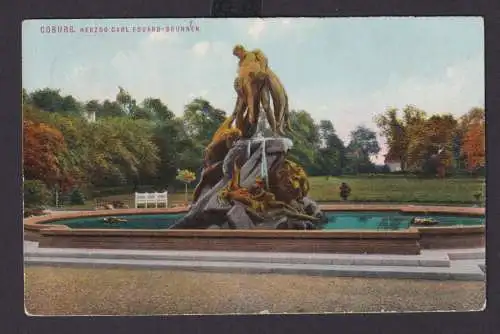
top-left (62, 176), bottom-right (485, 210)
top-left (66, 192), bottom-right (189, 210)
top-left (308, 176), bottom-right (485, 204)
top-left (24, 266), bottom-right (485, 315)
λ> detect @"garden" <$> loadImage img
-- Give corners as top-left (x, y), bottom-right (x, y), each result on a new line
top-left (22, 88), bottom-right (486, 214)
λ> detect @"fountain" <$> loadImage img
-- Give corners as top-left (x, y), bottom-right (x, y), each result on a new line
top-left (168, 45), bottom-right (327, 230)
top-left (23, 45), bottom-right (485, 254)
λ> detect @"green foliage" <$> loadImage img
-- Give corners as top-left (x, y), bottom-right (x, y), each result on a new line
top-left (22, 86), bottom-right (485, 207)
top-left (316, 120), bottom-right (345, 176)
top-left (175, 98), bottom-right (227, 173)
top-left (176, 169), bottom-right (196, 184)
top-left (374, 106), bottom-right (483, 174)
top-left (100, 100), bottom-right (125, 118)
top-left (152, 118), bottom-right (199, 185)
top-left (183, 98), bottom-right (226, 146)
top-left (348, 125), bottom-right (380, 157)
top-left (24, 180), bottom-right (51, 208)
top-left (116, 86), bottom-right (136, 115)
top-left (287, 110), bottom-right (321, 174)
top-left (22, 88), bottom-right (31, 105)
top-left (30, 88), bottom-right (84, 115)
top-left (142, 97), bottom-right (175, 122)
top-left (69, 188), bottom-right (86, 205)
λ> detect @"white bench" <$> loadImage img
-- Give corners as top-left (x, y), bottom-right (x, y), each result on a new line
top-left (134, 191), bottom-right (168, 208)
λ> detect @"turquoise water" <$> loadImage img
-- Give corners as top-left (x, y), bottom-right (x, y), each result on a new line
top-left (322, 212), bottom-right (484, 230)
top-left (45, 214), bottom-right (185, 229)
top-left (43, 211), bottom-right (485, 230)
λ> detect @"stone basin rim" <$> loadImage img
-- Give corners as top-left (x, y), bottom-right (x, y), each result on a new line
top-left (24, 204), bottom-right (486, 232)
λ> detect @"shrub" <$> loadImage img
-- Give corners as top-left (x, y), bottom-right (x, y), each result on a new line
top-left (23, 207), bottom-right (46, 218)
top-left (379, 165), bottom-right (391, 173)
top-left (90, 185), bottom-right (157, 198)
top-left (69, 188), bottom-right (86, 205)
top-left (24, 180), bottom-right (51, 209)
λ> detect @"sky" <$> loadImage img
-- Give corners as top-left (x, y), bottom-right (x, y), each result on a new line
top-left (22, 17), bottom-right (484, 164)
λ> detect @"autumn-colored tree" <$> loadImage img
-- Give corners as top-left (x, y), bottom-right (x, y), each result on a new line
top-left (375, 106), bottom-right (427, 171)
top-left (458, 107), bottom-right (485, 131)
top-left (376, 106), bottom-right (461, 174)
top-left (23, 120), bottom-right (73, 188)
top-left (422, 114), bottom-right (458, 173)
top-left (24, 105), bottom-right (90, 184)
top-left (400, 106), bottom-right (430, 171)
top-left (461, 109), bottom-right (485, 170)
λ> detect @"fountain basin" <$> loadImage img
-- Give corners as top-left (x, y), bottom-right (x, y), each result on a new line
top-left (24, 204), bottom-right (485, 255)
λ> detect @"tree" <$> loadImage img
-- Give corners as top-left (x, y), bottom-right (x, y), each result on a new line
top-left (24, 180), bottom-right (51, 209)
top-left (452, 132), bottom-right (463, 170)
top-left (23, 119), bottom-right (72, 187)
top-left (344, 126), bottom-right (380, 174)
top-left (116, 86), bottom-right (137, 115)
top-left (29, 88), bottom-right (65, 112)
top-left (376, 106), bottom-right (462, 175)
top-left (399, 106), bottom-right (428, 171)
top-left (176, 169), bottom-right (196, 204)
top-left (60, 95), bottom-right (84, 115)
top-left (29, 88), bottom-right (83, 115)
top-left (375, 105), bottom-right (427, 171)
top-left (26, 101), bottom-right (161, 188)
top-left (181, 98), bottom-right (227, 174)
top-left (183, 98), bottom-right (226, 146)
top-left (100, 99), bottom-right (125, 118)
top-left (459, 107), bottom-right (485, 131)
top-left (374, 108), bottom-right (407, 170)
top-left (461, 108), bottom-right (485, 171)
top-left (22, 88), bottom-right (31, 105)
top-left (318, 120), bottom-right (335, 146)
top-left (316, 120), bottom-right (345, 176)
top-left (24, 105), bottom-right (90, 184)
top-left (287, 110), bottom-right (321, 174)
top-left (85, 99), bottom-right (101, 114)
top-left (425, 114), bottom-right (457, 170)
top-left (142, 98), bottom-right (175, 122)
top-left (151, 116), bottom-right (200, 186)
top-left (348, 125), bottom-right (380, 158)
top-left (404, 113), bottom-right (457, 174)
top-left (84, 118), bottom-right (160, 186)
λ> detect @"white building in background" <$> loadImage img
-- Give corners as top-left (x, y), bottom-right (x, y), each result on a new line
top-left (386, 161), bottom-right (402, 172)
top-left (84, 109), bottom-right (96, 123)
top-left (384, 155), bottom-right (402, 172)
top-left (385, 157), bottom-right (402, 172)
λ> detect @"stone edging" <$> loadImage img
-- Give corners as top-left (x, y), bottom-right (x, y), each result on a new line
top-left (23, 204), bottom-right (485, 254)
top-left (24, 204), bottom-right (485, 231)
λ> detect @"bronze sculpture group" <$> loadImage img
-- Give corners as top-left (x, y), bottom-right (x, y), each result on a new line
top-left (231, 44), bottom-right (291, 137)
top-left (168, 44), bottom-right (326, 230)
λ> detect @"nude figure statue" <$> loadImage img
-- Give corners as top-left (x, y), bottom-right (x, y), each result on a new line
top-left (232, 45), bottom-right (292, 137)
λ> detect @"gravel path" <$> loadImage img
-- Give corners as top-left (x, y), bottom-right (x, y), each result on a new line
top-left (24, 266), bottom-right (485, 315)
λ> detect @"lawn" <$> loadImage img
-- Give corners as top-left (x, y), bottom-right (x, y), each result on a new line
top-left (63, 175), bottom-right (485, 210)
top-left (308, 176), bottom-right (485, 204)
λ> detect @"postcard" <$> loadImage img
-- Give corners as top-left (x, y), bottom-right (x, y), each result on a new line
top-left (22, 17), bottom-right (485, 316)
